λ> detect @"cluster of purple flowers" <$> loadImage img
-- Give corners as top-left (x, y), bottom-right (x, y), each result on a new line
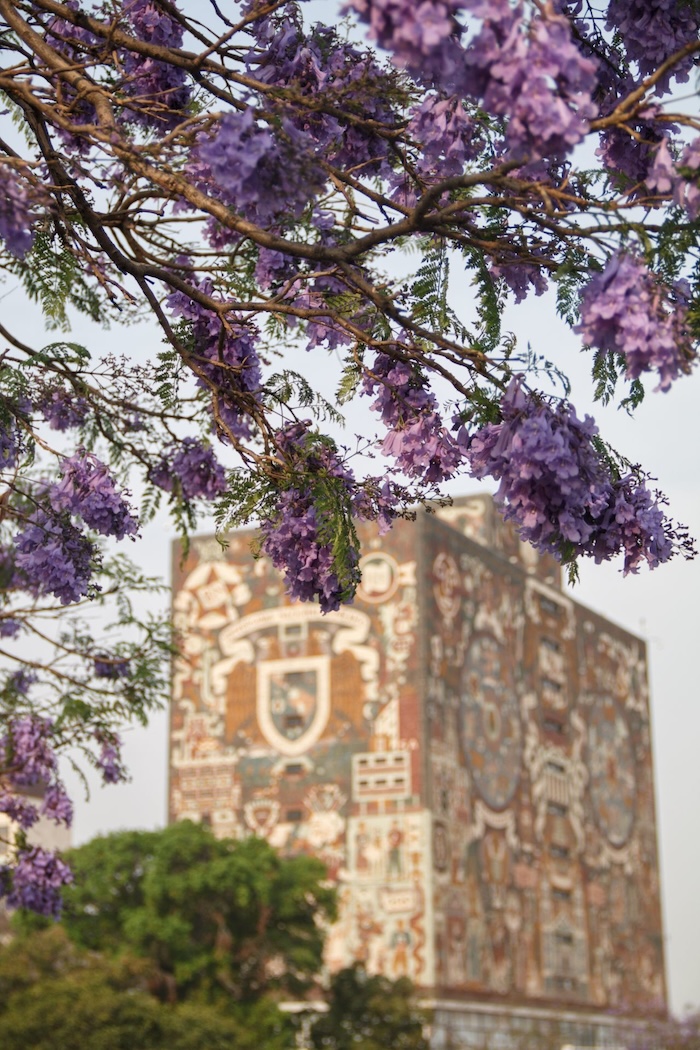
top-left (0, 168), bottom-right (36, 258)
top-left (462, 379), bottom-right (678, 574)
top-left (52, 452), bottom-right (139, 540)
top-left (577, 254), bottom-right (693, 391)
top-left (0, 619), bottom-right (22, 639)
top-left (344, 0), bottom-right (464, 89)
top-left (167, 283), bottom-right (262, 442)
top-left (150, 438), bottom-right (227, 502)
top-left (39, 388), bottom-right (89, 431)
top-left (15, 510), bottom-right (96, 605)
top-left (0, 711), bottom-right (73, 918)
top-left (406, 94), bottom-right (479, 180)
top-left (120, 0), bottom-right (191, 128)
top-left (349, 1), bottom-right (598, 162)
top-left (248, 17), bottom-right (396, 179)
top-left (489, 256), bottom-right (548, 303)
top-left (0, 714), bottom-right (57, 786)
top-left (197, 109), bottom-right (325, 227)
top-left (0, 424), bottom-right (18, 472)
top-left (94, 732), bottom-right (128, 784)
top-left (1, 847), bottom-right (73, 919)
top-left (606, 0), bottom-right (700, 91)
top-left (259, 422), bottom-right (360, 614)
top-left (363, 352), bottom-right (462, 484)
top-left (93, 653), bottom-right (131, 679)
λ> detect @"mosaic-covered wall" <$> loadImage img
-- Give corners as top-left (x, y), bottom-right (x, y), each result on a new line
top-left (169, 496), bottom-right (666, 1016)
top-left (425, 498), bottom-right (666, 1013)
top-left (170, 522), bottom-right (435, 986)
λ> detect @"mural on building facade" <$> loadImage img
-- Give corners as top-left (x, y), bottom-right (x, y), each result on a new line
top-left (170, 497), bottom-right (666, 1015)
top-left (170, 524), bottom-right (433, 985)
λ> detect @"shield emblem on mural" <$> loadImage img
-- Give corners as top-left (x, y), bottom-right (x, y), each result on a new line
top-left (257, 656), bottom-right (331, 757)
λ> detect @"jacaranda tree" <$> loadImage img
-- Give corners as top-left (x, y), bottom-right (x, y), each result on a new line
top-left (0, 0), bottom-right (698, 914)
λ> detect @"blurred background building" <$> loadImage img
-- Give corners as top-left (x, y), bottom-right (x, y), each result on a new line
top-left (169, 495), bottom-right (665, 1047)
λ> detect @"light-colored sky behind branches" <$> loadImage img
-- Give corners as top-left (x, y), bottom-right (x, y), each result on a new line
top-left (3, 0), bottom-right (700, 1018)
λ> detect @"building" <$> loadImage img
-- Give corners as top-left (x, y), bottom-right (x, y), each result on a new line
top-left (169, 495), bottom-right (666, 1047)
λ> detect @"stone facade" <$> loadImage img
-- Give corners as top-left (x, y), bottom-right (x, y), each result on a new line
top-left (169, 495), bottom-right (666, 1040)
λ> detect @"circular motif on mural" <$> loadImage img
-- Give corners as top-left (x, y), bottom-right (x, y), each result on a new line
top-left (587, 694), bottom-right (636, 847)
top-left (356, 552), bottom-right (400, 603)
top-left (460, 635), bottom-right (522, 810)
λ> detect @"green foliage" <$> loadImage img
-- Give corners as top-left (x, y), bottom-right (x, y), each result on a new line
top-left (9, 230), bottom-right (103, 331)
top-left (0, 927), bottom-right (293, 1050)
top-left (309, 966), bottom-right (429, 1050)
top-left (43, 821), bottom-right (335, 1003)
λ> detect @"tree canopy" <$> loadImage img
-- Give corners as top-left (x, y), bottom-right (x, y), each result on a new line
top-left (18, 820), bottom-right (336, 1002)
top-left (0, 0), bottom-right (699, 911)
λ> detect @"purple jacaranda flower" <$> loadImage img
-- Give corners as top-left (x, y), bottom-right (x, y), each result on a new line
top-left (39, 389), bottom-right (90, 431)
top-left (93, 653), bottom-right (132, 680)
top-left (0, 167), bottom-right (36, 257)
top-left (1, 846), bottom-right (73, 918)
top-left (0, 792), bottom-right (39, 830)
top-left (462, 378), bottom-right (683, 574)
top-left (15, 510), bottom-right (96, 605)
top-left (149, 438), bottom-right (227, 502)
top-left (41, 783), bottom-right (74, 826)
top-left (577, 254), bottom-right (694, 391)
top-left (95, 733), bottom-right (128, 784)
top-left (0, 714), bottom-right (57, 786)
top-left (363, 352), bottom-right (463, 484)
top-left (51, 452), bottom-right (139, 540)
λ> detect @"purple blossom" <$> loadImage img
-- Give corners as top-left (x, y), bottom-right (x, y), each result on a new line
top-left (247, 18), bottom-right (396, 177)
top-left (362, 352), bottom-right (463, 484)
top-left (577, 254), bottom-right (694, 391)
top-left (149, 438), bottom-right (227, 501)
top-left (0, 715), bottom-right (57, 786)
top-left (39, 389), bottom-right (90, 431)
top-left (119, 0), bottom-right (191, 128)
top-left (196, 109), bottom-right (325, 226)
top-left (489, 257), bottom-right (548, 302)
top-left (606, 0), bottom-right (700, 92)
top-left (0, 418), bottom-right (21, 472)
top-left (406, 94), bottom-right (480, 180)
top-left (1, 846), bottom-right (73, 918)
top-left (0, 619), bottom-right (22, 639)
top-left (462, 4), bottom-right (598, 161)
top-left (597, 118), bottom-right (665, 189)
top-left (349, 2), bottom-right (598, 161)
top-left (343, 0), bottom-right (465, 90)
top-left (0, 167), bottom-right (36, 258)
top-left (51, 452), bottom-right (139, 540)
top-left (93, 653), bottom-right (131, 679)
top-left (95, 734), bottom-right (128, 784)
top-left (259, 422), bottom-right (360, 613)
top-left (462, 379), bottom-right (682, 573)
top-left (0, 792), bottom-right (39, 830)
top-left (15, 509), bottom-right (96, 605)
top-left (41, 783), bottom-right (73, 826)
